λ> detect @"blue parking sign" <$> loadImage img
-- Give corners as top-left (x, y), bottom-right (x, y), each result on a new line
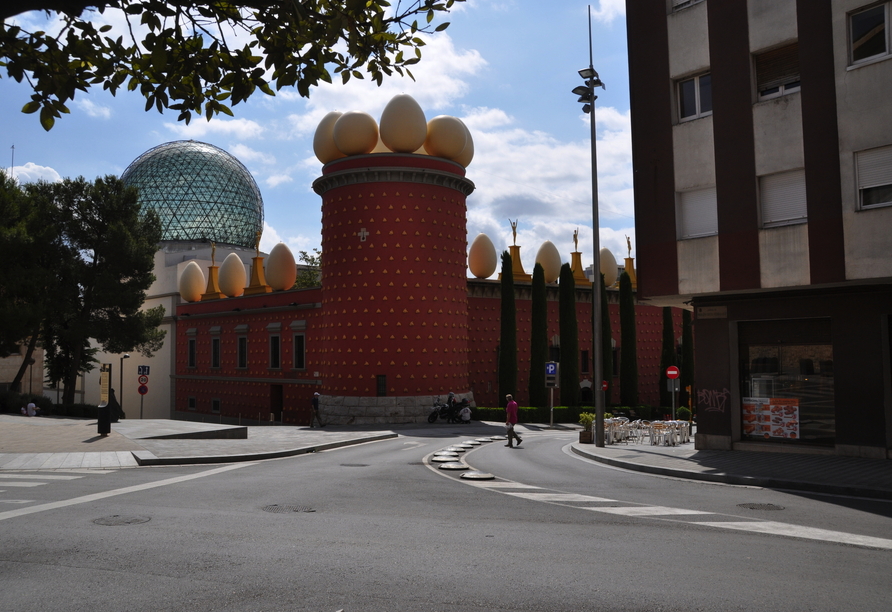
top-left (545, 363), bottom-right (557, 375)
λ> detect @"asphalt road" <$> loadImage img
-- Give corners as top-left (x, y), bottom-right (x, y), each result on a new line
top-left (1, 427), bottom-right (890, 612)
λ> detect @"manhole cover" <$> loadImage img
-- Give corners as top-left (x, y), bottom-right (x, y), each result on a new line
top-left (262, 504), bottom-right (316, 513)
top-left (438, 462), bottom-right (469, 470)
top-left (340, 463), bottom-right (370, 467)
top-left (737, 503), bottom-right (785, 511)
top-left (93, 515), bottom-right (151, 526)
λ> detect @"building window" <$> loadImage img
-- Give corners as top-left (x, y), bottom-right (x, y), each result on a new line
top-left (293, 334), bottom-right (306, 370)
top-left (850, 3), bottom-right (889, 65)
top-left (188, 396), bottom-right (196, 411)
top-left (187, 338), bottom-right (196, 368)
top-left (376, 375), bottom-right (387, 397)
top-left (678, 72), bottom-right (712, 121)
top-left (856, 144), bottom-right (892, 209)
top-left (671, 0), bottom-right (704, 12)
top-left (581, 350), bottom-right (589, 374)
top-left (211, 398), bottom-right (221, 413)
top-left (270, 335), bottom-right (281, 369)
top-left (677, 186), bottom-right (718, 239)
top-left (211, 337), bottom-right (221, 368)
top-left (760, 169), bottom-right (807, 227)
top-left (237, 337), bottom-right (248, 369)
top-left (755, 43), bottom-right (800, 100)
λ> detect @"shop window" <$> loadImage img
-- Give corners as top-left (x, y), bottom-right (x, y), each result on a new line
top-left (739, 319), bottom-right (835, 446)
top-left (755, 43), bottom-right (800, 100)
top-left (856, 144), bottom-right (892, 209)
top-left (678, 72), bottom-right (712, 122)
top-left (760, 169), bottom-right (807, 227)
top-left (677, 186), bottom-right (718, 239)
top-left (850, 2), bottom-right (889, 65)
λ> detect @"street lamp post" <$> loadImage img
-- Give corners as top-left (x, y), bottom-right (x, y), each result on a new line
top-left (120, 353), bottom-right (130, 416)
top-left (572, 5), bottom-right (606, 447)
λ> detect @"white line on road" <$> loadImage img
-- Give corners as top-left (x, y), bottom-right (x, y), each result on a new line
top-left (0, 474), bottom-right (83, 480)
top-left (0, 481), bottom-right (48, 487)
top-left (585, 505), bottom-right (714, 516)
top-left (0, 462), bottom-right (253, 522)
top-left (504, 492), bottom-right (617, 503)
top-left (692, 521), bottom-right (892, 550)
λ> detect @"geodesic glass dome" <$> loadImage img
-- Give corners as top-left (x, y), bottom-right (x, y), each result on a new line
top-left (121, 140), bottom-right (263, 248)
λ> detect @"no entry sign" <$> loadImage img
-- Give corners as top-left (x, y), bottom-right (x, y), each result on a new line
top-left (666, 366), bottom-right (680, 379)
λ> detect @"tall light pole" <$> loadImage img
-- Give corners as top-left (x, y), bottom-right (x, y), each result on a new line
top-left (572, 5), bottom-right (606, 447)
top-left (119, 353), bottom-right (130, 416)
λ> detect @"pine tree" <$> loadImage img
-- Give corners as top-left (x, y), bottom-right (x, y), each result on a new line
top-left (619, 271), bottom-right (638, 407)
top-left (559, 264), bottom-right (579, 407)
top-left (498, 251), bottom-right (517, 408)
top-left (528, 263), bottom-right (548, 408)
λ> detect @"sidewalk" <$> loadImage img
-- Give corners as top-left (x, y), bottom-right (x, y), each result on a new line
top-left (2, 415), bottom-right (891, 500)
top-left (0, 414), bottom-right (397, 469)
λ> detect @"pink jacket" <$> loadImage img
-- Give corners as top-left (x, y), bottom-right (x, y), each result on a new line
top-left (506, 400), bottom-right (518, 425)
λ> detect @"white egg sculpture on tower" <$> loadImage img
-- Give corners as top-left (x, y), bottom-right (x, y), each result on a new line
top-left (266, 243), bottom-right (297, 291)
top-left (313, 111), bottom-right (346, 164)
top-left (178, 260), bottom-right (206, 303)
top-left (468, 233), bottom-right (497, 279)
top-left (332, 111), bottom-right (379, 156)
top-left (380, 94), bottom-right (427, 153)
top-left (600, 247), bottom-right (619, 287)
top-left (535, 240), bottom-right (563, 283)
top-left (424, 115), bottom-right (467, 160)
top-left (219, 252), bottom-right (247, 297)
top-left (453, 118), bottom-right (475, 168)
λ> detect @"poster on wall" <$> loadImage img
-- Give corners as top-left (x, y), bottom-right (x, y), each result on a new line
top-left (742, 397), bottom-right (800, 440)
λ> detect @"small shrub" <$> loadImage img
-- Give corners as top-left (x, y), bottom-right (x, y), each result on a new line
top-left (677, 406), bottom-right (692, 421)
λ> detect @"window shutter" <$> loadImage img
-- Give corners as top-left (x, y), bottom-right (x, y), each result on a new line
top-left (678, 187), bottom-right (718, 239)
top-left (761, 169), bottom-right (807, 227)
top-left (857, 145), bottom-right (892, 188)
top-left (756, 43), bottom-right (800, 91)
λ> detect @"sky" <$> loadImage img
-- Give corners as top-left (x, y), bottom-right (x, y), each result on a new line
top-left (1, 0), bottom-right (634, 275)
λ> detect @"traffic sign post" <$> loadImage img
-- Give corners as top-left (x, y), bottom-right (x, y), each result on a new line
top-left (666, 366), bottom-right (680, 420)
top-left (137, 370), bottom-right (149, 419)
top-left (545, 362), bottom-right (560, 428)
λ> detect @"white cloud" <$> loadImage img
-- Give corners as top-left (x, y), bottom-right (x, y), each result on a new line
top-left (73, 98), bottom-right (112, 119)
top-left (591, 0), bottom-right (625, 23)
top-left (163, 118), bottom-right (265, 140)
top-left (265, 174), bottom-right (294, 188)
top-left (11, 162), bottom-right (62, 184)
top-left (229, 143), bottom-right (275, 165)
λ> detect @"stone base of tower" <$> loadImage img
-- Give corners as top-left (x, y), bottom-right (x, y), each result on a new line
top-left (319, 392), bottom-right (475, 425)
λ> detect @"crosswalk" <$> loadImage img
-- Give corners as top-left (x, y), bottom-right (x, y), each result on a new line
top-left (0, 470), bottom-right (113, 505)
top-left (425, 443), bottom-right (892, 551)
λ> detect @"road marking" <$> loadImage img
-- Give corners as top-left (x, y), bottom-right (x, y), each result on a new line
top-left (0, 500), bottom-right (34, 504)
top-left (0, 474), bottom-right (82, 481)
top-left (0, 462), bottom-right (252, 522)
top-left (692, 521), bottom-right (892, 550)
top-left (427, 445), bottom-right (892, 551)
top-left (505, 492), bottom-right (616, 503)
top-left (401, 441), bottom-right (426, 451)
top-left (0, 481), bottom-right (48, 487)
top-left (585, 505), bottom-right (714, 516)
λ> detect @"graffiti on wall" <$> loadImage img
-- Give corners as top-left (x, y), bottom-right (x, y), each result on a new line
top-left (698, 388), bottom-right (730, 413)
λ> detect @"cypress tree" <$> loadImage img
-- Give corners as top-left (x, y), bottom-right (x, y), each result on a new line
top-left (498, 251), bottom-right (517, 408)
top-left (600, 273), bottom-right (613, 405)
top-left (680, 309), bottom-right (694, 411)
top-left (558, 263), bottom-right (579, 407)
top-left (659, 306), bottom-right (678, 409)
top-left (619, 271), bottom-right (638, 407)
top-left (528, 263), bottom-right (548, 408)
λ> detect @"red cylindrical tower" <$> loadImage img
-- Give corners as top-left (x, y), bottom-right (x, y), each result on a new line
top-left (312, 154), bottom-right (475, 414)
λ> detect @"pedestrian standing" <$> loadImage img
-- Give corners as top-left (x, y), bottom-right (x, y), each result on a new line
top-left (504, 394), bottom-right (522, 448)
top-left (310, 392), bottom-right (325, 428)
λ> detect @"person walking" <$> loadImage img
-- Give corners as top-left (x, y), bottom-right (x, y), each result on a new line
top-left (504, 394), bottom-right (522, 448)
top-left (310, 392), bottom-right (325, 428)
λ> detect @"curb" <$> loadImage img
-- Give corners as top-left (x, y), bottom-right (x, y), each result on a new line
top-left (131, 433), bottom-right (399, 466)
top-left (570, 444), bottom-right (892, 501)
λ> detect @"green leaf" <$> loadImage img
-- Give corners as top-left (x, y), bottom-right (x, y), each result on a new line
top-left (22, 101), bottom-right (40, 114)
